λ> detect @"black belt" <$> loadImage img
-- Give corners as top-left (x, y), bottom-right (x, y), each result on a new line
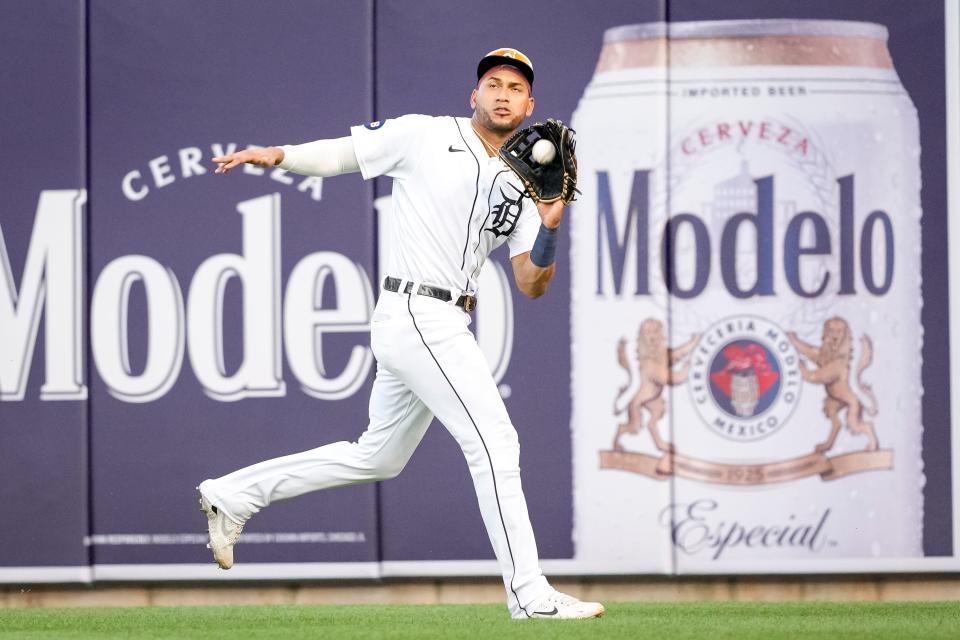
top-left (383, 276), bottom-right (477, 313)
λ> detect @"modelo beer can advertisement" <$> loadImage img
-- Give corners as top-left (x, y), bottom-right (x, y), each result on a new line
top-left (1, 0), bottom-right (957, 582)
top-left (571, 19), bottom-right (925, 572)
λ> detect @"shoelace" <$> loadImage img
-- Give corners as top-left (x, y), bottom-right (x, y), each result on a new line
top-left (223, 518), bottom-right (244, 544)
top-left (226, 522), bottom-right (243, 544)
top-left (214, 512), bottom-right (244, 544)
top-left (543, 591), bottom-right (580, 606)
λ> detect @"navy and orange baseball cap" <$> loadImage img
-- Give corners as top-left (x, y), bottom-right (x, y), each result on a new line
top-left (477, 48), bottom-right (534, 86)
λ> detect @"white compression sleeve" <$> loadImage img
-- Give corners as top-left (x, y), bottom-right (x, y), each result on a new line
top-left (277, 136), bottom-right (360, 177)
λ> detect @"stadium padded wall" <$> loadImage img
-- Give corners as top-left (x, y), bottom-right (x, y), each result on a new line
top-left (0, 0), bottom-right (90, 583)
top-left (0, 0), bottom-right (956, 584)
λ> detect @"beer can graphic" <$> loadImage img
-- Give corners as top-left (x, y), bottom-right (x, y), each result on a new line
top-left (570, 20), bottom-right (923, 571)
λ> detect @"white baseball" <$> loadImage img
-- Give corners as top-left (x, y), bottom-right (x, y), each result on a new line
top-left (531, 139), bottom-right (556, 164)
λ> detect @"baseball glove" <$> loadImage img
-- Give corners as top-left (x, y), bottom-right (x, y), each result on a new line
top-left (498, 118), bottom-right (579, 205)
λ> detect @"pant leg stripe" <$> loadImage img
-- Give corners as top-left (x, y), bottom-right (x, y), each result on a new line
top-left (405, 297), bottom-right (530, 618)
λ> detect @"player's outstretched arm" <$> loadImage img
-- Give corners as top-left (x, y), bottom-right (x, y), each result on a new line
top-left (213, 137), bottom-right (360, 177)
top-left (511, 200), bottom-right (565, 298)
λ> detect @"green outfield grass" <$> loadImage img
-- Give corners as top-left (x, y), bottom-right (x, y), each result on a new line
top-left (1, 601), bottom-right (959, 639)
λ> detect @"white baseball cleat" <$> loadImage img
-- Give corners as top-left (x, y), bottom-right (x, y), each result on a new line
top-left (198, 489), bottom-right (243, 570)
top-left (525, 590), bottom-right (605, 619)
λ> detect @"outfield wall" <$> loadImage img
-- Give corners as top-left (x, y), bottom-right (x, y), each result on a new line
top-left (6, 575), bottom-right (960, 609)
top-left (1, 0), bottom-right (958, 583)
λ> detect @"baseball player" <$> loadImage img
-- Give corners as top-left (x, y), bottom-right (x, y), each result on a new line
top-left (201, 48), bottom-right (602, 620)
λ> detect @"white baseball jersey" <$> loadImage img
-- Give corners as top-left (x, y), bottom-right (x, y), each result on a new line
top-left (351, 115), bottom-right (541, 295)
top-left (201, 113), bottom-right (556, 619)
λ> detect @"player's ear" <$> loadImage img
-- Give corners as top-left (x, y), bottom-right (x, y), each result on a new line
top-left (525, 96), bottom-right (535, 117)
top-left (470, 88), bottom-right (478, 109)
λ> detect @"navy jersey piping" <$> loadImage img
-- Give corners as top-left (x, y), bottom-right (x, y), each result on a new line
top-left (455, 118), bottom-right (482, 291)
top-left (469, 169), bottom-right (510, 283)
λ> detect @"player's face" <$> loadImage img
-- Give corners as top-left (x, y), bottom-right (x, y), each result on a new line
top-left (470, 67), bottom-right (535, 134)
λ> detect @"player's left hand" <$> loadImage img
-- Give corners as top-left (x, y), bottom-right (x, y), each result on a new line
top-left (499, 119), bottom-right (579, 205)
top-left (536, 199), bottom-right (565, 229)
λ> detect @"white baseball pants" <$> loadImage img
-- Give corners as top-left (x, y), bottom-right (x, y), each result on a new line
top-left (199, 286), bottom-right (550, 617)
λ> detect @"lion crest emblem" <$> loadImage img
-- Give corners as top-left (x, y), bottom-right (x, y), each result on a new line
top-left (788, 317), bottom-right (879, 453)
top-left (612, 319), bottom-right (700, 453)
